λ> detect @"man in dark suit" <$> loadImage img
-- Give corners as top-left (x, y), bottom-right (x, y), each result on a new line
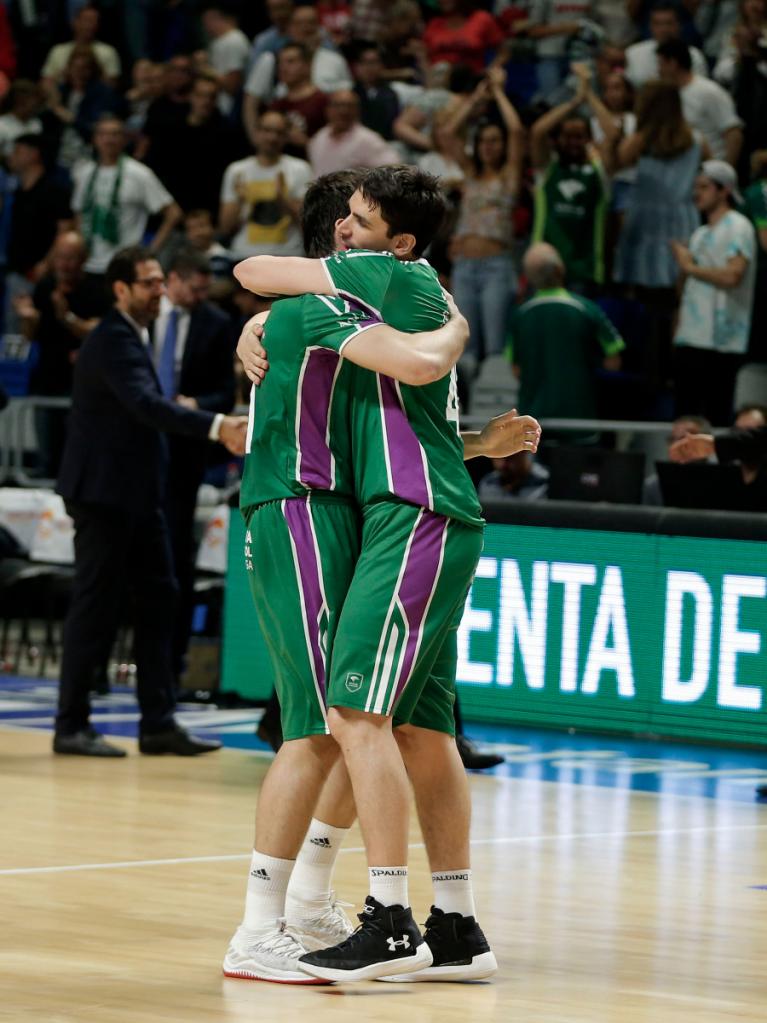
top-left (152, 248), bottom-right (235, 683)
top-left (55, 246), bottom-right (247, 757)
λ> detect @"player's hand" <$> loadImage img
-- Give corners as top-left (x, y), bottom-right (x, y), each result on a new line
top-left (218, 415), bottom-right (249, 456)
top-left (442, 289), bottom-right (470, 347)
top-left (479, 409), bottom-right (541, 458)
top-left (236, 313), bottom-right (270, 385)
top-left (176, 394), bottom-right (199, 410)
top-left (669, 433), bottom-right (715, 463)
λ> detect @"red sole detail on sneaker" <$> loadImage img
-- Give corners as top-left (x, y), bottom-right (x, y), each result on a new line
top-left (222, 969), bottom-right (328, 985)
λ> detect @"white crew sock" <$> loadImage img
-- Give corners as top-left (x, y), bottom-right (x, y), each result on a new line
top-left (431, 869), bottom-right (476, 918)
top-left (369, 866), bottom-right (408, 908)
top-left (242, 850), bottom-right (294, 930)
top-left (286, 818), bottom-right (350, 904)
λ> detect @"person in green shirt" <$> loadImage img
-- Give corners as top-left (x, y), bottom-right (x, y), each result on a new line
top-left (510, 241), bottom-right (624, 437)
top-left (228, 168), bottom-right (541, 985)
top-left (530, 63), bottom-right (614, 292)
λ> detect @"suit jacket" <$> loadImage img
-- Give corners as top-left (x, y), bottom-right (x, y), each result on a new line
top-left (57, 308), bottom-right (215, 514)
top-left (153, 300), bottom-right (235, 490)
top-left (175, 301), bottom-right (235, 415)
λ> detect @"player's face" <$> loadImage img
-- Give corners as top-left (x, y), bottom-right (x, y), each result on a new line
top-left (337, 189), bottom-right (393, 253)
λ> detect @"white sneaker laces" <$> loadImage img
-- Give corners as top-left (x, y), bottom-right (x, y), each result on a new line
top-left (247, 919), bottom-right (307, 957)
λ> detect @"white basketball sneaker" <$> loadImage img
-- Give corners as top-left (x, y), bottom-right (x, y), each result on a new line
top-left (285, 892), bottom-right (355, 952)
top-left (222, 919), bottom-right (326, 984)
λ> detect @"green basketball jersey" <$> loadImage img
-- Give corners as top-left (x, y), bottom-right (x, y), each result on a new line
top-left (508, 287), bottom-right (625, 421)
top-left (320, 249), bottom-right (484, 529)
top-left (532, 156), bottom-right (609, 285)
top-left (239, 293), bottom-right (379, 512)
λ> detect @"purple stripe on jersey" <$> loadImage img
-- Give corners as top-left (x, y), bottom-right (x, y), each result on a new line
top-left (379, 375), bottom-right (430, 508)
top-left (283, 498), bottom-right (327, 703)
top-left (391, 511), bottom-right (448, 706)
top-left (298, 348), bottom-right (339, 489)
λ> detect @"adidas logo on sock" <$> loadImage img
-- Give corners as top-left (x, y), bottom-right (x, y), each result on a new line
top-left (310, 837), bottom-right (331, 848)
top-left (250, 868), bottom-right (271, 880)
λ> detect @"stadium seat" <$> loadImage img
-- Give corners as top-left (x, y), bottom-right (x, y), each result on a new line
top-left (468, 354), bottom-right (519, 417)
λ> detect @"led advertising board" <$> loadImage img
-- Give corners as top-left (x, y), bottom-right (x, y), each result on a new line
top-left (222, 518), bottom-right (766, 745)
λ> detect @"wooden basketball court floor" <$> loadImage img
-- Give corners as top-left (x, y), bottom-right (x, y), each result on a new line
top-left (1, 726), bottom-right (766, 1023)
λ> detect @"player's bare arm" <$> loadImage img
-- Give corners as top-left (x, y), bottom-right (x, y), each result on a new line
top-left (234, 255), bottom-right (332, 298)
top-left (462, 410), bottom-right (542, 460)
top-left (238, 295), bottom-right (469, 388)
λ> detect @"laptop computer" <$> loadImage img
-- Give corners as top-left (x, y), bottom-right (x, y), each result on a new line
top-left (547, 447), bottom-right (646, 504)
top-left (655, 461), bottom-right (748, 511)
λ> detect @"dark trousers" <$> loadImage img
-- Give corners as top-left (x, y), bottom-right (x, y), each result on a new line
top-left (673, 346), bottom-right (742, 427)
top-left (55, 502), bottom-right (179, 737)
top-left (165, 464), bottom-right (204, 680)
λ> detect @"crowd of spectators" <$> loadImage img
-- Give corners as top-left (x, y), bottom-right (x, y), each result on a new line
top-left (0, 0), bottom-right (766, 501)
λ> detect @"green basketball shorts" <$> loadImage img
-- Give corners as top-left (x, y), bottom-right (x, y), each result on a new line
top-left (244, 495), bottom-right (360, 741)
top-left (326, 502), bottom-right (484, 735)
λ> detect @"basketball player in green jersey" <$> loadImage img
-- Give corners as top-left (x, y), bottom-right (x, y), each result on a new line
top-left (235, 166), bottom-right (540, 982)
top-left (223, 171), bottom-right (475, 984)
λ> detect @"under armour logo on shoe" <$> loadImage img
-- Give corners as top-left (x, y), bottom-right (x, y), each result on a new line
top-left (387, 935), bottom-right (411, 952)
top-left (310, 837), bottom-right (331, 848)
top-left (250, 868), bottom-right (271, 880)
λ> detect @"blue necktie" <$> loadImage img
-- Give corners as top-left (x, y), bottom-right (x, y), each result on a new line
top-left (158, 308), bottom-right (179, 397)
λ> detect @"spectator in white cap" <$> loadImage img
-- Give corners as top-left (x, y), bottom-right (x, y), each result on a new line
top-left (671, 159), bottom-right (757, 425)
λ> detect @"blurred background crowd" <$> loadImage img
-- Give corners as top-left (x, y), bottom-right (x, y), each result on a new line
top-left (0, 0), bottom-right (766, 503)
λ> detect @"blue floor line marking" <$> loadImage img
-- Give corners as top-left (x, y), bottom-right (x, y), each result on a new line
top-left (2, 674), bottom-right (767, 802)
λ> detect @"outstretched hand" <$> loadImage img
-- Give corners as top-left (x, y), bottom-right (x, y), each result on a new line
top-left (218, 415), bottom-right (249, 456)
top-left (669, 433), bottom-right (716, 463)
top-left (480, 409), bottom-right (541, 458)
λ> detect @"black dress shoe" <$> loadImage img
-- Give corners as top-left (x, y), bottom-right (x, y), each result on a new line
top-left (53, 728), bottom-right (127, 758)
top-left (456, 735), bottom-right (504, 771)
top-left (138, 724), bottom-right (222, 756)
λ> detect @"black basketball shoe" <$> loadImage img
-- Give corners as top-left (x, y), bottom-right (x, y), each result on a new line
top-left (379, 906), bottom-right (498, 982)
top-left (298, 896), bottom-right (433, 982)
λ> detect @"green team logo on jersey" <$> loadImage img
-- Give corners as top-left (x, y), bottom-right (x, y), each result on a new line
top-left (345, 672), bottom-right (364, 693)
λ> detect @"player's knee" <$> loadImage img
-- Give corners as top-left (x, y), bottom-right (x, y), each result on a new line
top-left (393, 723), bottom-right (419, 755)
top-left (395, 723), bottom-right (453, 765)
top-left (302, 732), bottom-right (341, 767)
top-left (327, 705), bottom-right (391, 744)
